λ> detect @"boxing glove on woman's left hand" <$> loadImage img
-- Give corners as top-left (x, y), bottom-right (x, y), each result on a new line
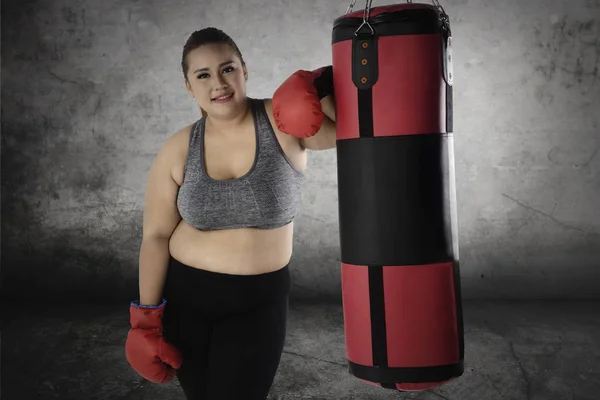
top-left (272, 65), bottom-right (334, 139)
top-left (125, 299), bottom-right (182, 383)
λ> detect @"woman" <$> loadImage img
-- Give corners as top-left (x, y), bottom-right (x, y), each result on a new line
top-left (125, 27), bottom-right (337, 400)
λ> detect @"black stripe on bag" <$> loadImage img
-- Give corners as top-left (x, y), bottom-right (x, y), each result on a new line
top-left (368, 266), bottom-right (394, 389)
top-left (357, 90), bottom-right (373, 138)
top-left (353, 30), bottom-right (377, 138)
top-left (352, 31), bottom-right (396, 390)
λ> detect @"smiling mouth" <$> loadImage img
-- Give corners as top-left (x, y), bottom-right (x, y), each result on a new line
top-left (212, 93), bottom-right (234, 101)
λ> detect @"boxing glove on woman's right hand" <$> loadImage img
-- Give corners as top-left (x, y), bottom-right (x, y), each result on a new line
top-left (125, 299), bottom-right (183, 383)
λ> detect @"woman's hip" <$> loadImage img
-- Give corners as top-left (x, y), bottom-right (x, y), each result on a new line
top-left (163, 256), bottom-right (291, 317)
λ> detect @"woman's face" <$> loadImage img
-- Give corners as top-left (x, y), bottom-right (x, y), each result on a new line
top-left (185, 43), bottom-right (248, 118)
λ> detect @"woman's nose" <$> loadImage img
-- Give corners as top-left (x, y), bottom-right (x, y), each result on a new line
top-left (212, 75), bottom-right (228, 88)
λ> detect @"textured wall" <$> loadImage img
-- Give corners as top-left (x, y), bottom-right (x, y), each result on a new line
top-left (2, 0), bottom-right (599, 303)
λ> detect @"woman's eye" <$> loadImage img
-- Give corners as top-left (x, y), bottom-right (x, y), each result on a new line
top-left (197, 67), bottom-right (234, 79)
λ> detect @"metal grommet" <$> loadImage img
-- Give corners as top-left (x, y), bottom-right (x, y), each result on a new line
top-left (362, 42), bottom-right (368, 48)
top-left (361, 76), bottom-right (368, 84)
top-left (361, 58), bottom-right (368, 65)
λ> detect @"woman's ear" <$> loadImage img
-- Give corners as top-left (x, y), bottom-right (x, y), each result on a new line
top-left (185, 78), bottom-right (194, 98)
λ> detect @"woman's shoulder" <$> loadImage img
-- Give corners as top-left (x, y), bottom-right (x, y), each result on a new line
top-left (155, 122), bottom-right (197, 185)
top-left (163, 122), bottom-right (196, 154)
top-left (260, 99), bottom-right (291, 136)
top-left (262, 98), bottom-right (274, 113)
top-left (261, 97), bottom-right (293, 133)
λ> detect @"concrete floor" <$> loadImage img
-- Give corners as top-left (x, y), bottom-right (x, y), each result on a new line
top-left (2, 300), bottom-right (599, 400)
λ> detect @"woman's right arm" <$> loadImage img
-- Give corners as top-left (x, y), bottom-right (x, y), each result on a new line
top-left (138, 131), bottom-right (187, 306)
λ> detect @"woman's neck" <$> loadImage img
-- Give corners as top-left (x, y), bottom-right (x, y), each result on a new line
top-left (205, 97), bottom-right (252, 134)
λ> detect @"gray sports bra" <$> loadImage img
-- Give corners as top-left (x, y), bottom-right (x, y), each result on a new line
top-left (176, 98), bottom-right (306, 231)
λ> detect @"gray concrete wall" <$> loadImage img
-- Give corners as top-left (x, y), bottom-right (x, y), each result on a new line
top-left (2, 0), bottom-right (599, 303)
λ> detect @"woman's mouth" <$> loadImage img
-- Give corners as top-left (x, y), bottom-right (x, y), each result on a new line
top-left (212, 93), bottom-right (234, 103)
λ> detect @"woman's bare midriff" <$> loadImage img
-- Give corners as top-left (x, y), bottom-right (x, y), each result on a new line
top-left (169, 218), bottom-right (295, 275)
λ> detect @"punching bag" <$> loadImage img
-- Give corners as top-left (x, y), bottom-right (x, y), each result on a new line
top-left (332, 0), bottom-right (464, 391)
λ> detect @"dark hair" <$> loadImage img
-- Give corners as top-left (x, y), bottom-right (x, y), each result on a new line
top-left (181, 27), bottom-right (245, 81)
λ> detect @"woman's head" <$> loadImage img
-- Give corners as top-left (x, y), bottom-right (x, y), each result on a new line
top-left (182, 27), bottom-right (248, 119)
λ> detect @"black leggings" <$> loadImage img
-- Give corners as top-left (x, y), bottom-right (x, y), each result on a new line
top-left (161, 256), bottom-right (290, 400)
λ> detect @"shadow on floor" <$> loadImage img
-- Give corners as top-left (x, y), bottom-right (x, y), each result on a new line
top-left (2, 300), bottom-right (599, 399)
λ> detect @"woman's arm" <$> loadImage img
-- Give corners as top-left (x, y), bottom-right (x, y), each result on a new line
top-left (138, 130), bottom-right (186, 305)
top-left (138, 238), bottom-right (172, 305)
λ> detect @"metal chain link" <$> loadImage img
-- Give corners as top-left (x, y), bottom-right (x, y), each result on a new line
top-left (431, 0), bottom-right (450, 29)
top-left (356, 0), bottom-right (375, 35)
top-left (346, 0), bottom-right (357, 14)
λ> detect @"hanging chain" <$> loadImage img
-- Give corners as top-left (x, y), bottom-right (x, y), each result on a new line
top-left (346, 0), bottom-right (375, 35)
top-left (431, 0), bottom-right (450, 30)
top-left (346, 0), bottom-right (357, 14)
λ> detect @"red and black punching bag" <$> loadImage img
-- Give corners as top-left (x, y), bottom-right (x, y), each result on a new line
top-left (332, 0), bottom-right (464, 392)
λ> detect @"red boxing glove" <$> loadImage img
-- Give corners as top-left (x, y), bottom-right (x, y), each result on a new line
top-left (272, 66), bottom-right (334, 138)
top-left (125, 299), bottom-right (183, 383)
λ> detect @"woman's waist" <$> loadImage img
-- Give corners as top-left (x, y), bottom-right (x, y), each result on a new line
top-left (169, 219), bottom-right (294, 274)
top-left (163, 254), bottom-right (291, 315)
